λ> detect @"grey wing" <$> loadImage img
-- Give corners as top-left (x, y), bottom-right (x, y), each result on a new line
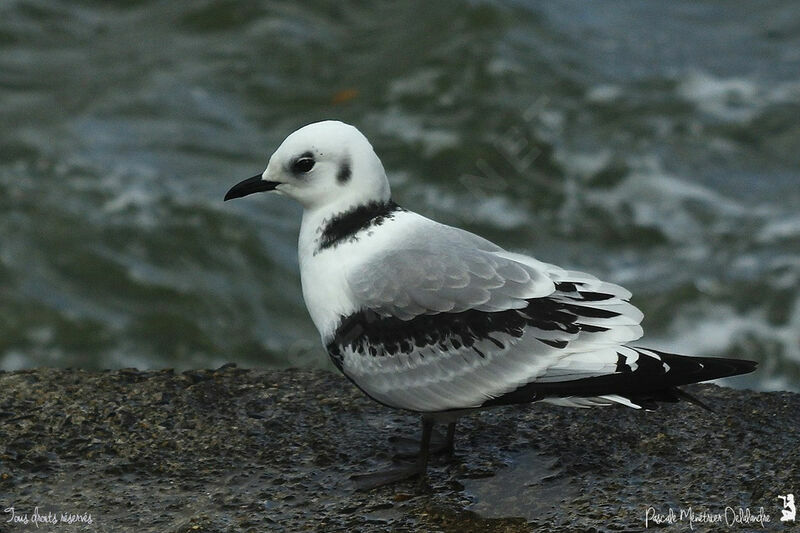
top-left (346, 224), bottom-right (555, 319)
top-left (336, 223), bottom-right (645, 412)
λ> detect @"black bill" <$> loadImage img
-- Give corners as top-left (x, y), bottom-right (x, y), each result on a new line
top-left (224, 174), bottom-right (279, 201)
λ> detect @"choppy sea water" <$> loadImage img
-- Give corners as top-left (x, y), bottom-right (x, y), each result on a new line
top-left (1, 1), bottom-right (798, 391)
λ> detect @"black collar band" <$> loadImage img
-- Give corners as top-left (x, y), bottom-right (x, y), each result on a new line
top-left (318, 200), bottom-right (404, 251)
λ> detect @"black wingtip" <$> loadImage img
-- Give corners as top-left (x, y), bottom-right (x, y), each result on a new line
top-left (479, 350), bottom-right (758, 410)
top-left (686, 355), bottom-right (758, 382)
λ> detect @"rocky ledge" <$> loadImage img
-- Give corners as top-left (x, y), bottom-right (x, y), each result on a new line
top-left (0, 366), bottom-right (796, 532)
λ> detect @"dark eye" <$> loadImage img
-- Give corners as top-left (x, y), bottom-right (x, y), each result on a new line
top-left (291, 156), bottom-right (315, 174)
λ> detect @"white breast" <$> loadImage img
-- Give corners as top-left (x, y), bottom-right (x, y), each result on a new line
top-left (298, 208), bottom-right (421, 340)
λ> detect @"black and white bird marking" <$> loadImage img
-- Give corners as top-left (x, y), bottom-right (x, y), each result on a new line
top-left (224, 120), bottom-right (757, 489)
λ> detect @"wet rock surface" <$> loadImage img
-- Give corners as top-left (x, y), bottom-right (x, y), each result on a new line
top-left (0, 366), bottom-right (796, 532)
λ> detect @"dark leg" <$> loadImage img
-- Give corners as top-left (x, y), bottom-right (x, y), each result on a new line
top-left (415, 418), bottom-right (434, 491)
top-left (351, 417), bottom-right (434, 491)
top-left (391, 421), bottom-right (457, 459)
top-left (444, 422), bottom-right (456, 455)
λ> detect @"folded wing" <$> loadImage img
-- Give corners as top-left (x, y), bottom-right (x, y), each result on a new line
top-left (327, 221), bottom-right (646, 412)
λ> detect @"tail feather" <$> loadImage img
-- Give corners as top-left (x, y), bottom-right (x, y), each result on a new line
top-left (482, 347), bottom-right (757, 410)
top-left (644, 349), bottom-right (758, 387)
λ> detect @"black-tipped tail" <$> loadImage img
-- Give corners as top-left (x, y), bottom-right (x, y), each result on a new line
top-left (482, 348), bottom-right (757, 410)
top-left (650, 350), bottom-right (758, 386)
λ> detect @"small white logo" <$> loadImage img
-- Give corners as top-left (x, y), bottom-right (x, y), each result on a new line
top-left (779, 494), bottom-right (796, 523)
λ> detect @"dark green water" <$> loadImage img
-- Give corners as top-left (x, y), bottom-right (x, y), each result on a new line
top-left (1, 1), bottom-right (798, 391)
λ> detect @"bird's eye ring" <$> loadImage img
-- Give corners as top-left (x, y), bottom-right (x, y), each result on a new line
top-left (292, 157), bottom-right (315, 174)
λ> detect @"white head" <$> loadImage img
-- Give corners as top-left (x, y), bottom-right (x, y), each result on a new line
top-left (225, 120), bottom-right (390, 211)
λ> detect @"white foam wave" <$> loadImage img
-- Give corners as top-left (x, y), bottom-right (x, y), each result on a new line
top-left (677, 69), bottom-right (800, 122)
top-left (415, 186), bottom-right (530, 230)
top-left (583, 157), bottom-right (747, 244)
top-left (646, 298), bottom-right (800, 392)
top-left (586, 84), bottom-right (623, 103)
top-left (371, 108), bottom-right (460, 157)
top-left (757, 215), bottom-right (800, 244)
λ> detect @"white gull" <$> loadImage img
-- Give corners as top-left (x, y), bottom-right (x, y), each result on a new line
top-left (224, 120), bottom-right (757, 489)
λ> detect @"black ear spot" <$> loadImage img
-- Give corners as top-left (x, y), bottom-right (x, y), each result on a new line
top-left (337, 158), bottom-right (351, 184)
top-left (291, 152), bottom-right (315, 174)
